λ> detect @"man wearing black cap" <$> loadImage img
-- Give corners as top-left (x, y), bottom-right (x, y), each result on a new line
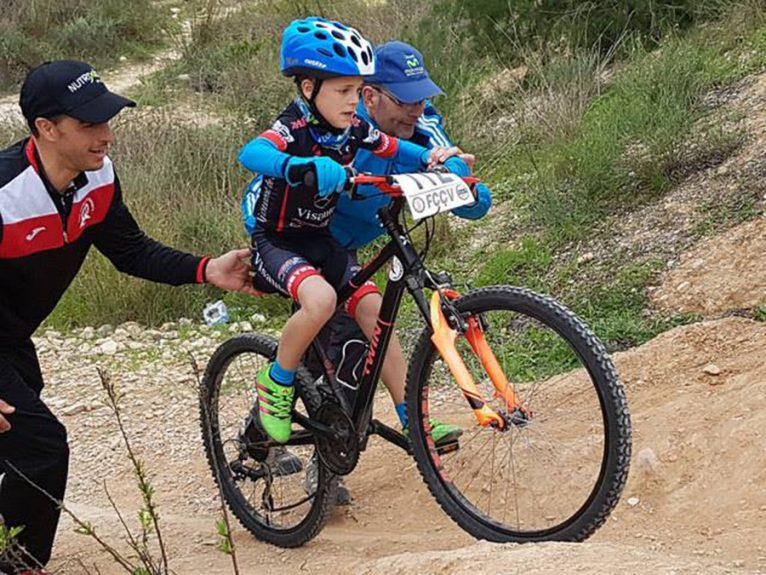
top-left (0, 60), bottom-right (259, 573)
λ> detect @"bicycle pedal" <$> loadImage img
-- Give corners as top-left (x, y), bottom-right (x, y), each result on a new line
top-left (436, 439), bottom-right (460, 455)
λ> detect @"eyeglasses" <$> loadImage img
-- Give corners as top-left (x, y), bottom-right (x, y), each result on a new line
top-left (370, 86), bottom-right (425, 109)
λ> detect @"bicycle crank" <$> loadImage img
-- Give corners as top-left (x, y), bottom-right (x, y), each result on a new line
top-left (314, 400), bottom-right (360, 475)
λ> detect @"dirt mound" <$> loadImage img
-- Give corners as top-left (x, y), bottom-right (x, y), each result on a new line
top-left (362, 540), bottom-right (744, 575)
top-left (650, 216), bottom-right (766, 314)
top-left (647, 71), bottom-right (766, 316)
top-left (31, 315), bottom-right (764, 574)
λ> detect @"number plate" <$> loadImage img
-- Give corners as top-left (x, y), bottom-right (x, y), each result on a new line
top-left (391, 173), bottom-right (475, 220)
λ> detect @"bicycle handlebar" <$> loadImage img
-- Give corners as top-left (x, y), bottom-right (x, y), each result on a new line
top-left (287, 163), bottom-right (480, 199)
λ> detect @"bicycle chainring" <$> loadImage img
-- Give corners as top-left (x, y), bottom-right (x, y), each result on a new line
top-left (314, 400), bottom-right (359, 475)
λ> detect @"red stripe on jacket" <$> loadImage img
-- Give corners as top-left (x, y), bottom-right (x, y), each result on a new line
top-left (259, 131), bottom-right (289, 152)
top-left (0, 213), bottom-right (63, 258)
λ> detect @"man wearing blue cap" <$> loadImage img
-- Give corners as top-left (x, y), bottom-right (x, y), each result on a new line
top-left (243, 41), bottom-right (491, 242)
top-left (330, 40), bottom-right (491, 248)
top-left (0, 60), bottom-right (258, 573)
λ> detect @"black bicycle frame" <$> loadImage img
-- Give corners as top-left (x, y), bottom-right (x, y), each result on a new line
top-left (292, 198), bottom-right (439, 452)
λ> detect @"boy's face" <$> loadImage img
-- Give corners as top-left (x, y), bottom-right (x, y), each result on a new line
top-left (309, 76), bottom-right (364, 129)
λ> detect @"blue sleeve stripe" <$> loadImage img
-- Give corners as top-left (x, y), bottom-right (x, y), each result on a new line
top-left (416, 116), bottom-right (453, 148)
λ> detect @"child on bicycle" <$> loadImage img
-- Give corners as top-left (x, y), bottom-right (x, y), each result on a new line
top-left (238, 16), bottom-right (462, 445)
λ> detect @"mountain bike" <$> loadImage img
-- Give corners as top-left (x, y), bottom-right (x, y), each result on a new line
top-left (198, 169), bottom-right (632, 548)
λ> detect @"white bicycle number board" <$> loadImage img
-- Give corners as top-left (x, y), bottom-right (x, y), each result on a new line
top-left (392, 172), bottom-right (475, 220)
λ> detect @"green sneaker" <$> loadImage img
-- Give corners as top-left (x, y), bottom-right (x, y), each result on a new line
top-left (429, 418), bottom-right (463, 445)
top-left (404, 418), bottom-right (463, 446)
top-left (256, 365), bottom-right (294, 443)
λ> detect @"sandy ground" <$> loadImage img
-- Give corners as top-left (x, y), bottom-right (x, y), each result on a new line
top-left (30, 315), bottom-right (764, 575)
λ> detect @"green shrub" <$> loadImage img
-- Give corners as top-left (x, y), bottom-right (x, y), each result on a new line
top-left (0, 0), bottom-right (168, 90)
top-left (476, 238), bottom-right (552, 289)
top-left (432, 0), bottom-right (733, 62)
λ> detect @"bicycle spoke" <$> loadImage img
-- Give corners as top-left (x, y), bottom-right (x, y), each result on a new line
top-left (408, 288), bottom-right (629, 540)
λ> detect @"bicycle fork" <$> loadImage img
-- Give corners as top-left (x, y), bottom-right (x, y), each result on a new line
top-left (429, 291), bottom-right (528, 430)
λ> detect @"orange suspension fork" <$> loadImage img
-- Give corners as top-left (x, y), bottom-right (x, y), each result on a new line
top-left (429, 292), bottom-right (506, 429)
top-left (464, 316), bottom-right (523, 412)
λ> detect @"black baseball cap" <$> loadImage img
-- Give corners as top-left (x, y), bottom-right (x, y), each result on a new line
top-left (20, 60), bottom-right (135, 125)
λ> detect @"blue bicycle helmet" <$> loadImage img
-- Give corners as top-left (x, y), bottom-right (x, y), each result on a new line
top-left (281, 16), bottom-right (375, 79)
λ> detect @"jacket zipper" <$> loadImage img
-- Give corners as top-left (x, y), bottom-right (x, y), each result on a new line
top-left (60, 188), bottom-right (75, 244)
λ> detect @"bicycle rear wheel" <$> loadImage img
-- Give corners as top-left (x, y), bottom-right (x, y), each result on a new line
top-left (199, 334), bottom-right (332, 547)
top-left (406, 286), bottom-right (631, 542)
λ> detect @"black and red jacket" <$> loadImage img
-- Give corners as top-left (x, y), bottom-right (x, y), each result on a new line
top-left (0, 138), bottom-right (208, 345)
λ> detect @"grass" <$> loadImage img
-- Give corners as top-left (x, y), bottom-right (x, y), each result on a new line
top-left (2, 0), bottom-right (759, 339)
top-left (0, 0), bottom-right (172, 91)
top-left (475, 238), bottom-right (553, 292)
top-left (495, 9), bottom-right (766, 245)
top-left (471, 238), bottom-right (686, 353)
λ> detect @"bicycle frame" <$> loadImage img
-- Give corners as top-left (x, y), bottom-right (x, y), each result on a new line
top-left (287, 175), bottom-right (522, 454)
top-left (290, 196), bottom-right (420, 453)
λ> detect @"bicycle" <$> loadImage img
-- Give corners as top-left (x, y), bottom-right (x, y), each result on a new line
top-left (198, 168), bottom-right (632, 548)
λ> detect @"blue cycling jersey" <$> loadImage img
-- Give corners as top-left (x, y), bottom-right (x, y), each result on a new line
top-left (241, 100), bottom-right (491, 245)
top-left (239, 100), bottom-right (426, 237)
top-left (330, 101), bottom-right (455, 249)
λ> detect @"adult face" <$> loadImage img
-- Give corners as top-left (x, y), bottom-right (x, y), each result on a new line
top-left (362, 85), bottom-right (426, 140)
top-left (35, 115), bottom-right (115, 173)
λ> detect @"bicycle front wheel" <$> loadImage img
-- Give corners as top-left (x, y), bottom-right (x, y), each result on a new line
top-left (406, 286), bottom-right (631, 542)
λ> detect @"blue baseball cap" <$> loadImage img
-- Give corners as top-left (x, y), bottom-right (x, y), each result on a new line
top-left (367, 41), bottom-right (444, 103)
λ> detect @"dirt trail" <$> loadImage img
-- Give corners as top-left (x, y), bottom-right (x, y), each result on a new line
top-left (31, 314), bottom-right (764, 574)
top-left (0, 50), bottom-right (180, 128)
top-left (0, 5), bottom-right (199, 128)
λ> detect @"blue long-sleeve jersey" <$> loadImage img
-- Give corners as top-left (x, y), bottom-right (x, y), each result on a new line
top-left (329, 101), bottom-right (490, 248)
top-left (241, 100), bottom-right (491, 245)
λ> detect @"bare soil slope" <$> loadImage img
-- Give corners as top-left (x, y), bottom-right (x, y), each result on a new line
top-left (33, 315), bottom-right (765, 574)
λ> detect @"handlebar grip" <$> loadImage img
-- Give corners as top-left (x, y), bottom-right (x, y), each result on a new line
top-left (286, 162), bottom-right (317, 190)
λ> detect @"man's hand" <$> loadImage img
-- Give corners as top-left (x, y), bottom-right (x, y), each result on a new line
top-left (0, 399), bottom-right (16, 433)
top-left (205, 248), bottom-right (263, 296)
top-left (426, 146), bottom-right (462, 170)
top-left (458, 153), bottom-right (475, 172)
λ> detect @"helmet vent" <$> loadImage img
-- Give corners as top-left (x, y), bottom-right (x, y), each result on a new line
top-left (297, 26), bottom-right (310, 33)
top-left (317, 47), bottom-right (334, 57)
top-left (360, 50), bottom-right (369, 65)
top-left (348, 47), bottom-right (358, 62)
top-left (333, 43), bottom-right (347, 58)
top-left (331, 30), bottom-right (345, 40)
top-left (314, 31), bottom-right (328, 40)
top-left (350, 34), bottom-right (362, 47)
